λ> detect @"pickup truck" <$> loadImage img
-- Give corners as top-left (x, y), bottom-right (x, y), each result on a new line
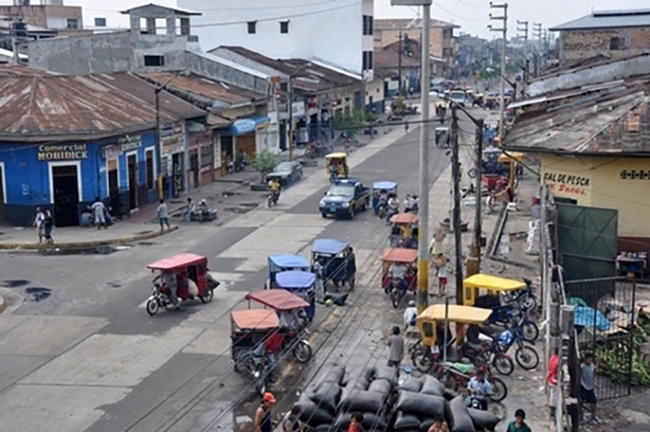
top-left (319, 179), bottom-right (370, 219)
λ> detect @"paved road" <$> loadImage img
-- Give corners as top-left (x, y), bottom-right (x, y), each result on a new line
top-left (0, 110), bottom-right (481, 432)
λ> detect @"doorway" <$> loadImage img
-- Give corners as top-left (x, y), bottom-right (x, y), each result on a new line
top-left (190, 150), bottom-right (199, 189)
top-left (127, 153), bottom-right (138, 210)
top-left (107, 159), bottom-right (120, 216)
top-left (52, 164), bottom-right (79, 227)
top-left (0, 164), bottom-right (5, 224)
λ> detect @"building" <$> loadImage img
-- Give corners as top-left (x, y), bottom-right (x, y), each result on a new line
top-left (210, 46), bottom-right (372, 149)
top-left (0, 71), bottom-right (205, 226)
top-left (374, 44), bottom-right (421, 97)
top-left (176, 0), bottom-right (375, 79)
top-left (550, 9), bottom-right (650, 65)
top-left (0, 0), bottom-right (88, 38)
top-left (455, 34), bottom-right (490, 79)
top-left (373, 18), bottom-right (458, 78)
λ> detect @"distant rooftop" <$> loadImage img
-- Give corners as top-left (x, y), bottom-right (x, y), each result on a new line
top-left (120, 3), bottom-right (201, 16)
top-left (550, 9), bottom-right (650, 31)
top-left (374, 18), bottom-right (459, 30)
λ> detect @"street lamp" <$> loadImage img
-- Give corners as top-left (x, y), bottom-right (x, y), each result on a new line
top-left (154, 70), bottom-right (189, 200)
top-left (287, 62), bottom-right (312, 161)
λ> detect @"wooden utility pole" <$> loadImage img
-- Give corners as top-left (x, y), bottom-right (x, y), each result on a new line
top-left (450, 105), bottom-right (463, 304)
top-left (398, 31), bottom-right (403, 99)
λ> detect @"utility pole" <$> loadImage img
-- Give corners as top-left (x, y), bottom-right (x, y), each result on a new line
top-left (489, 2), bottom-right (508, 144)
top-left (517, 20), bottom-right (528, 60)
top-left (450, 105), bottom-right (463, 304)
top-left (533, 22), bottom-right (542, 77)
top-left (398, 31), bottom-right (403, 101)
top-left (473, 118), bottom-right (484, 269)
top-left (288, 76), bottom-right (294, 161)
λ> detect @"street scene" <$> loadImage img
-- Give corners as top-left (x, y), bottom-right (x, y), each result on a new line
top-left (2, 0), bottom-right (650, 431)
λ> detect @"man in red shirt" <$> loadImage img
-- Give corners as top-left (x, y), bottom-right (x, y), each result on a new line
top-left (264, 328), bottom-right (287, 382)
top-left (547, 348), bottom-right (560, 419)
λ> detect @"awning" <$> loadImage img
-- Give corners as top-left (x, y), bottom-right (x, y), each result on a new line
top-left (219, 114), bottom-right (271, 136)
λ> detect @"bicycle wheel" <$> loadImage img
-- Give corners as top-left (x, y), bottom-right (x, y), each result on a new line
top-left (515, 345), bottom-right (540, 370)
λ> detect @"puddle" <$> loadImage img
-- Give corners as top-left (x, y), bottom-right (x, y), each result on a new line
top-left (225, 207), bottom-right (255, 214)
top-left (222, 191), bottom-right (240, 197)
top-left (1, 279), bottom-right (29, 288)
top-left (135, 230), bottom-right (154, 235)
top-left (25, 287), bottom-right (51, 302)
top-left (137, 241), bottom-right (154, 246)
top-left (107, 282), bottom-right (122, 289)
top-left (240, 203), bottom-right (259, 208)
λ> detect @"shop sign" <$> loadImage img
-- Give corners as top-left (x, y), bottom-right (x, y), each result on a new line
top-left (543, 171), bottom-right (590, 196)
top-left (103, 145), bottom-right (121, 159)
top-left (161, 124), bottom-right (184, 155)
top-left (291, 101), bottom-right (305, 117)
top-left (38, 143), bottom-right (88, 161)
top-left (118, 134), bottom-right (142, 151)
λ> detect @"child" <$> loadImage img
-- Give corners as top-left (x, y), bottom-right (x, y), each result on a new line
top-left (507, 409), bottom-right (531, 432)
top-left (437, 255), bottom-right (449, 296)
top-left (348, 412), bottom-right (364, 432)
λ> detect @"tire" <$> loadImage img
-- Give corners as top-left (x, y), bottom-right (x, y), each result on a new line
top-left (200, 288), bottom-right (214, 304)
top-left (413, 352), bottom-right (433, 373)
top-left (321, 212), bottom-right (327, 219)
top-left (304, 149), bottom-right (314, 159)
top-left (146, 299), bottom-right (159, 316)
top-left (521, 320), bottom-right (540, 342)
top-left (267, 196), bottom-right (273, 208)
top-left (391, 289), bottom-right (403, 309)
top-left (349, 206), bottom-right (355, 219)
top-left (468, 167), bottom-right (479, 179)
top-left (256, 378), bottom-right (266, 397)
top-left (492, 354), bottom-right (515, 376)
top-left (489, 376), bottom-right (508, 402)
top-left (522, 296), bottom-right (538, 312)
top-left (515, 345), bottom-right (540, 370)
top-left (293, 340), bottom-right (312, 363)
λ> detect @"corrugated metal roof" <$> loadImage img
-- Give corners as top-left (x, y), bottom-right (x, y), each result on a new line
top-left (139, 72), bottom-right (266, 107)
top-left (503, 88), bottom-right (650, 155)
top-left (0, 75), bottom-right (178, 142)
top-left (374, 18), bottom-right (459, 30)
top-left (120, 3), bottom-right (201, 15)
top-left (94, 72), bottom-right (207, 120)
top-left (0, 63), bottom-right (52, 77)
top-left (550, 9), bottom-right (650, 31)
top-left (375, 49), bottom-right (421, 69)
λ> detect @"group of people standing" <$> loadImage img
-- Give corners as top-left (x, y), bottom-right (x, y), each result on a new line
top-left (33, 208), bottom-right (54, 244)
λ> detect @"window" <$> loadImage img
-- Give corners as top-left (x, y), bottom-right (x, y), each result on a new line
top-left (94, 17), bottom-right (106, 27)
top-left (362, 51), bottom-right (373, 71)
top-left (66, 18), bottom-right (79, 29)
top-left (279, 82), bottom-right (288, 91)
top-left (280, 20), bottom-right (289, 34)
top-left (247, 21), bottom-right (256, 34)
top-left (145, 149), bottom-right (154, 190)
top-left (443, 28), bottom-right (452, 39)
top-left (144, 55), bottom-right (165, 67)
top-left (610, 37), bottom-right (623, 50)
top-left (362, 15), bottom-right (373, 35)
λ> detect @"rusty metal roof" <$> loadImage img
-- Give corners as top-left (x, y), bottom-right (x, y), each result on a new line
top-left (0, 63), bottom-right (53, 77)
top-left (0, 74), bottom-right (179, 142)
top-left (207, 113), bottom-right (231, 127)
top-left (139, 72), bottom-right (266, 108)
top-left (374, 18), bottom-right (458, 30)
top-left (94, 72), bottom-right (207, 121)
top-left (375, 48), bottom-right (421, 69)
top-left (503, 87), bottom-right (650, 155)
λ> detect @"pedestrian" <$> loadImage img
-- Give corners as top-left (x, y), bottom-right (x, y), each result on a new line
top-left (348, 412), bottom-right (365, 432)
top-left (404, 120), bottom-right (409, 133)
top-left (403, 300), bottom-right (418, 332)
top-left (386, 326), bottom-right (404, 368)
top-left (547, 347), bottom-right (560, 419)
top-left (467, 369), bottom-right (493, 411)
top-left (580, 353), bottom-right (599, 423)
top-left (506, 409), bottom-right (531, 432)
top-left (33, 207), bottom-right (45, 243)
top-left (254, 392), bottom-right (276, 432)
top-left (313, 256), bottom-right (325, 303)
top-left (157, 199), bottom-right (171, 231)
top-left (91, 197), bottom-right (106, 229)
top-left (180, 197), bottom-right (194, 222)
top-left (282, 405), bottom-right (305, 432)
top-left (436, 255), bottom-right (449, 296)
top-left (429, 228), bottom-right (446, 257)
top-left (428, 414), bottom-right (450, 432)
top-left (43, 209), bottom-right (54, 244)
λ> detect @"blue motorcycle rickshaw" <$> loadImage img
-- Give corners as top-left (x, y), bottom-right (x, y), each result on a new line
top-left (311, 238), bottom-right (355, 289)
top-left (266, 254), bottom-right (310, 289)
top-left (276, 270), bottom-right (317, 320)
top-left (372, 181), bottom-right (398, 216)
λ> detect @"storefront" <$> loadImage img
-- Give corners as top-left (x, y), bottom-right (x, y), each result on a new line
top-left (160, 122), bottom-right (186, 198)
top-left (217, 114), bottom-right (272, 169)
top-left (187, 123), bottom-right (214, 188)
top-left (0, 130), bottom-right (157, 226)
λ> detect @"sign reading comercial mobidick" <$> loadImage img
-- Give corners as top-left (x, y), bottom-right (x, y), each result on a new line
top-left (37, 144), bottom-right (88, 161)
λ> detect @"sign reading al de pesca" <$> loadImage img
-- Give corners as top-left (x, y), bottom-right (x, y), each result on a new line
top-left (38, 144), bottom-right (88, 161)
top-left (543, 171), bottom-right (590, 196)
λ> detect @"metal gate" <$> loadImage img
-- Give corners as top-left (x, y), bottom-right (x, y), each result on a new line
top-left (565, 277), bottom-right (635, 400)
top-left (556, 203), bottom-right (618, 297)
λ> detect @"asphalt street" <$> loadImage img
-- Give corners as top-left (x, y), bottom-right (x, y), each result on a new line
top-left (0, 109), bottom-right (480, 432)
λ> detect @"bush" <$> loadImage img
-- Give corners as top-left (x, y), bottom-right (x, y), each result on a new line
top-left (250, 150), bottom-right (279, 182)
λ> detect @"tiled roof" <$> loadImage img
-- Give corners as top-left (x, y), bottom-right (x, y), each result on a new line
top-left (550, 9), bottom-right (650, 31)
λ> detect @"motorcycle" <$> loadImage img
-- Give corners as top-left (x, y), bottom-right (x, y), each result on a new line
top-left (497, 327), bottom-right (540, 371)
top-left (459, 338), bottom-right (515, 377)
top-left (267, 190), bottom-right (280, 208)
top-left (304, 141), bottom-right (333, 159)
top-left (489, 308), bottom-right (540, 343)
top-left (385, 205), bottom-right (399, 224)
top-left (377, 201), bottom-right (388, 220)
top-left (502, 277), bottom-right (538, 312)
top-left (436, 361), bottom-right (508, 402)
top-left (237, 351), bottom-right (270, 396)
top-left (148, 272), bottom-right (220, 313)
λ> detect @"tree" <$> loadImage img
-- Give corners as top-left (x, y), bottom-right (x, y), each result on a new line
top-left (250, 150), bottom-right (279, 182)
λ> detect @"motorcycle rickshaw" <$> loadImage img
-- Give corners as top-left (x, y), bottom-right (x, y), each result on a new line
top-left (462, 273), bottom-right (527, 308)
top-left (389, 213), bottom-right (419, 248)
top-left (311, 238), bottom-right (355, 290)
top-left (146, 253), bottom-right (220, 316)
top-left (325, 152), bottom-right (349, 182)
top-left (381, 247), bottom-right (418, 308)
top-left (266, 253), bottom-right (310, 288)
top-left (372, 181), bottom-right (398, 217)
top-left (415, 304), bottom-right (508, 402)
top-left (231, 309), bottom-right (280, 395)
top-left (435, 126), bottom-right (450, 147)
top-left (276, 270), bottom-right (317, 320)
top-left (244, 289), bottom-right (313, 363)
top-left (434, 101), bottom-right (446, 122)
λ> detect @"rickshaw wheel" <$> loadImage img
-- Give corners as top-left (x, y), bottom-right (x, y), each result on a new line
top-left (146, 299), bottom-right (159, 316)
top-left (390, 290), bottom-right (403, 309)
top-left (256, 379), bottom-right (266, 396)
top-left (293, 341), bottom-right (312, 363)
top-left (200, 288), bottom-right (214, 304)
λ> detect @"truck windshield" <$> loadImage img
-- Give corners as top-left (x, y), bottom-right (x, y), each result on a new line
top-left (450, 91), bottom-right (465, 102)
top-left (327, 185), bottom-right (354, 197)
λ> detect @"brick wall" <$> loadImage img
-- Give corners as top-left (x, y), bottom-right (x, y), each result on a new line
top-left (559, 27), bottom-right (650, 63)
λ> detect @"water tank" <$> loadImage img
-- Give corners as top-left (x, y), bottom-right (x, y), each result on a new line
top-left (12, 20), bottom-right (27, 38)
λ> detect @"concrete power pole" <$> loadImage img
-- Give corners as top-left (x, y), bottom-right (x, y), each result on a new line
top-left (450, 105), bottom-right (463, 304)
top-left (517, 20), bottom-right (528, 59)
top-left (533, 22), bottom-right (542, 76)
top-left (391, 0), bottom-right (431, 314)
top-left (489, 2), bottom-right (508, 143)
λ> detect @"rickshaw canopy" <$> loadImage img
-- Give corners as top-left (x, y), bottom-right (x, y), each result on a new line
top-left (147, 253), bottom-right (206, 270)
top-left (381, 247), bottom-right (418, 263)
top-left (390, 213), bottom-right (419, 224)
top-left (276, 271), bottom-right (316, 289)
top-left (417, 304), bottom-right (492, 325)
top-left (231, 309), bottom-right (279, 330)
top-left (498, 152), bottom-right (524, 164)
top-left (245, 289), bottom-right (310, 311)
top-left (325, 152), bottom-right (348, 160)
top-left (268, 254), bottom-right (310, 269)
top-left (312, 239), bottom-right (349, 256)
top-left (372, 181), bottom-right (397, 191)
top-left (463, 273), bottom-right (526, 292)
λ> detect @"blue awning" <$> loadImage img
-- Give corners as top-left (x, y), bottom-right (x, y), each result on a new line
top-left (220, 115), bottom-right (271, 136)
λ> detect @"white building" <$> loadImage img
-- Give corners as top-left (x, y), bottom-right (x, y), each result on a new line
top-left (176, 0), bottom-right (375, 78)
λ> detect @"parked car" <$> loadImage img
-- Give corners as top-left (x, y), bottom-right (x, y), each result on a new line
top-left (265, 161), bottom-right (303, 186)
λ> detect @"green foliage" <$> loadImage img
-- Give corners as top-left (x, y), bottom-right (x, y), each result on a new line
top-left (332, 110), bottom-right (377, 132)
top-left (250, 150), bottom-right (279, 182)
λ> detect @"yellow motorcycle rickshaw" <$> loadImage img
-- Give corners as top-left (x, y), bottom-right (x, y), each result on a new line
top-left (325, 152), bottom-right (349, 183)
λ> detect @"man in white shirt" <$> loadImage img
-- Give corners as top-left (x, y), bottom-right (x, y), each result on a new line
top-left (389, 262), bottom-right (408, 293)
top-left (313, 258), bottom-right (325, 303)
top-left (403, 300), bottom-right (418, 332)
top-left (91, 197), bottom-right (106, 229)
top-left (33, 207), bottom-right (45, 243)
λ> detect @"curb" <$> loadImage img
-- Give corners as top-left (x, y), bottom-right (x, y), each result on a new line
top-left (0, 225), bottom-right (179, 251)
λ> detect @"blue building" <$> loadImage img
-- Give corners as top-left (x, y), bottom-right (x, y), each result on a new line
top-left (0, 71), bottom-right (202, 227)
